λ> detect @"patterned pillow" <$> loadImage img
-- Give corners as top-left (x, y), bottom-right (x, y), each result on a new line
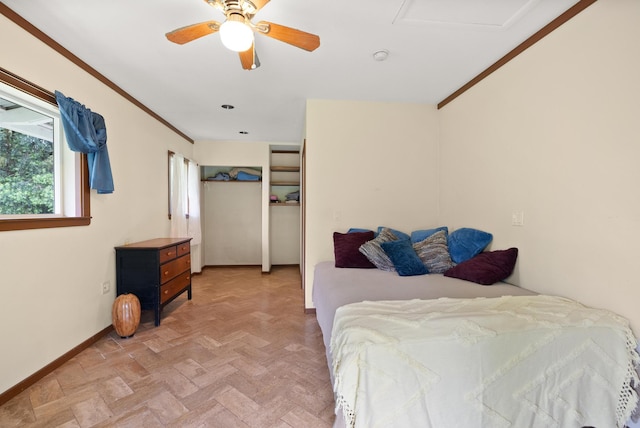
top-left (410, 226), bottom-right (448, 243)
top-left (376, 226), bottom-right (410, 241)
top-left (412, 230), bottom-right (454, 274)
top-left (359, 228), bottom-right (398, 271)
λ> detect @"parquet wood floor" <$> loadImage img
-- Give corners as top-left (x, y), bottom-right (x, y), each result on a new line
top-left (0, 266), bottom-right (335, 427)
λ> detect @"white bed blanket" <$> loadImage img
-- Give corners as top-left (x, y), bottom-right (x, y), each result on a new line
top-left (331, 295), bottom-right (640, 428)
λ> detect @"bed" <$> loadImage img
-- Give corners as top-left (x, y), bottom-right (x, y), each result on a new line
top-left (313, 260), bottom-right (537, 371)
top-left (312, 261), bottom-right (640, 428)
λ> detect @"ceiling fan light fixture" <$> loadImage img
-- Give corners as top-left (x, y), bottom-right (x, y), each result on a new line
top-left (165, 1), bottom-right (320, 68)
top-left (219, 13), bottom-right (254, 52)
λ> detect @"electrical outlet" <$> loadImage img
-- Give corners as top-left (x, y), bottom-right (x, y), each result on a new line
top-left (101, 281), bottom-right (110, 295)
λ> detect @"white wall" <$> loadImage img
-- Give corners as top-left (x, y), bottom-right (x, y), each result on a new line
top-left (203, 181), bottom-right (262, 265)
top-left (1, 15), bottom-right (193, 393)
top-left (438, 0), bottom-right (640, 333)
top-left (304, 100), bottom-right (440, 307)
top-left (271, 206), bottom-right (300, 264)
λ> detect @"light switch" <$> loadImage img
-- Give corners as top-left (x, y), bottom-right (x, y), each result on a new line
top-left (511, 211), bottom-right (524, 226)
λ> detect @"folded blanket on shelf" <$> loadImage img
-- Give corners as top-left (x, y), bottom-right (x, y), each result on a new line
top-left (208, 172), bottom-right (230, 181)
top-left (236, 171), bottom-right (260, 181)
top-left (229, 167), bottom-right (262, 180)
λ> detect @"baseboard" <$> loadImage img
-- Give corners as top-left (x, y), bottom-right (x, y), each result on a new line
top-left (202, 264), bottom-right (300, 268)
top-left (202, 264), bottom-right (262, 269)
top-left (305, 308), bottom-right (316, 315)
top-left (0, 325), bottom-right (113, 406)
top-left (200, 264), bottom-right (300, 275)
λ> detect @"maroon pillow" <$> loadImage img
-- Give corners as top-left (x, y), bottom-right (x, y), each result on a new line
top-left (444, 248), bottom-right (518, 285)
top-left (333, 231), bottom-right (376, 268)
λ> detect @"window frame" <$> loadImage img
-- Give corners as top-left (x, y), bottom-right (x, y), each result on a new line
top-left (0, 67), bottom-right (90, 232)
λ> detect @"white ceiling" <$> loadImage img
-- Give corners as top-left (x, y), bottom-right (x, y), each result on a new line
top-left (3, 0), bottom-right (580, 144)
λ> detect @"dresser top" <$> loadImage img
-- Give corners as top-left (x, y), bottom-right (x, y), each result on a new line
top-left (115, 237), bottom-right (191, 250)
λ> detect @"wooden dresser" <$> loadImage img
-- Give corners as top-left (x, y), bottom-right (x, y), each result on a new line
top-left (115, 237), bottom-right (192, 326)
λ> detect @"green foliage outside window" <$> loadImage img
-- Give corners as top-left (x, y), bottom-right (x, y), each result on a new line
top-left (0, 128), bottom-right (54, 214)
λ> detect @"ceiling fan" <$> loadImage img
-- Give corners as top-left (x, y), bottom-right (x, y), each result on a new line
top-left (165, 0), bottom-right (320, 70)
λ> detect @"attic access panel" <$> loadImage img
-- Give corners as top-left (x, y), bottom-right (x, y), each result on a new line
top-left (394, 0), bottom-right (540, 29)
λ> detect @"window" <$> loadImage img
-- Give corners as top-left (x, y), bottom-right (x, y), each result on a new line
top-left (168, 151), bottom-right (201, 244)
top-left (168, 151), bottom-right (197, 220)
top-left (0, 68), bottom-right (89, 231)
top-left (1, 91), bottom-right (58, 215)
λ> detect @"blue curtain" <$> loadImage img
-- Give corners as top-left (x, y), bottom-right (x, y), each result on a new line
top-left (55, 91), bottom-right (114, 194)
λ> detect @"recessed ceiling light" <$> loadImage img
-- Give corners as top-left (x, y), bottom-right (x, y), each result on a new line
top-left (373, 50), bottom-right (389, 61)
top-left (221, 104), bottom-right (235, 110)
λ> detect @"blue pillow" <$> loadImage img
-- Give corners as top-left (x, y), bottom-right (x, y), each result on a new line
top-left (448, 228), bottom-right (493, 264)
top-left (411, 226), bottom-right (449, 243)
top-left (348, 228), bottom-right (373, 234)
top-left (377, 226), bottom-right (410, 241)
top-left (380, 239), bottom-right (428, 276)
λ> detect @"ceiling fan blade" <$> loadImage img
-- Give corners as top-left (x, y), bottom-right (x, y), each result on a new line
top-left (166, 21), bottom-right (220, 45)
top-left (239, 43), bottom-right (259, 70)
top-left (256, 21), bottom-right (320, 52)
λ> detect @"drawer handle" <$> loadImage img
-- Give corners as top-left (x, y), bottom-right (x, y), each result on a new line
top-left (181, 246), bottom-right (186, 250)
top-left (166, 251), bottom-right (172, 256)
top-left (164, 290), bottom-right (168, 294)
top-left (164, 271), bottom-right (169, 276)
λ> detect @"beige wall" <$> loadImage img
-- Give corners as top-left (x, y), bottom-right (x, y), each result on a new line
top-left (1, 15), bottom-right (193, 393)
top-left (304, 100), bottom-right (440, 307)
top-left (438, 0), bottom-right (640, 333)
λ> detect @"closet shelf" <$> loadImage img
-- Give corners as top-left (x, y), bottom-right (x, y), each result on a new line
top-left (270, 166), bottom-right (300, 172)
top-left (201, 180), bottom-right (261, 183)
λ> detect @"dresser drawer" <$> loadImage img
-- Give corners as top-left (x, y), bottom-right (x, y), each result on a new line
top-left (177, 241), bottom-right (190, 257)
top-left (160, 254), bottom-right (191, 284)
top-left (159, 246), bottom-right (177, 264)
top-left (161, 271), bottom-right (191, 304)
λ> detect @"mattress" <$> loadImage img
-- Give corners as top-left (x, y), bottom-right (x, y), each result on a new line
top-left (312, 260), bottom-right (537, 366)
